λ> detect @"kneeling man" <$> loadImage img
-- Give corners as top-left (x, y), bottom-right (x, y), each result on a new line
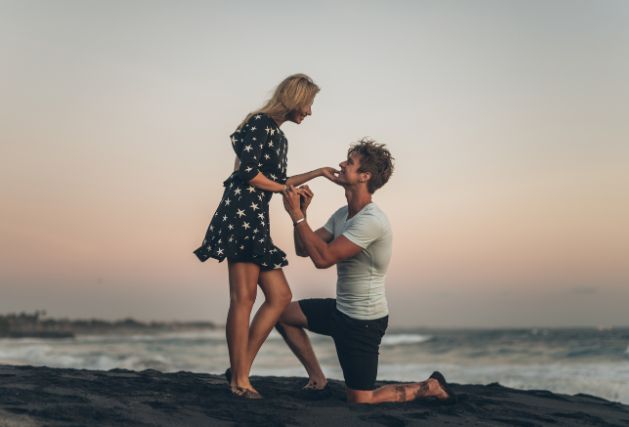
top-left (279, 138), bottom-right (455, 404)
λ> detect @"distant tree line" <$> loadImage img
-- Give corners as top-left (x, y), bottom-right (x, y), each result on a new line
top-left (0, 311), bottom-right (217, 339)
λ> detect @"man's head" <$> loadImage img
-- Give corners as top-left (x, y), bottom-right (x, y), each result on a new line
top-left (337, 138), bottom-right (394, 193)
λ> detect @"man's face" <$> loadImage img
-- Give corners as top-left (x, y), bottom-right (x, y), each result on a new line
top-left (337, 151), bottom-right (367, 186)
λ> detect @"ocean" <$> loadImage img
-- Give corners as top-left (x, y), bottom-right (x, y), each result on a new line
top-left (1, 327), bottom-right (628, 404)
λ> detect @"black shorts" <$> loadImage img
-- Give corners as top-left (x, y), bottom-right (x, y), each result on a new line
top-left (298, 298), bottom-right (388, 391)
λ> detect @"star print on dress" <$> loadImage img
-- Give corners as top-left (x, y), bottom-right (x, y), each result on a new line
top-left (193, 112), bottom-right (289, 269)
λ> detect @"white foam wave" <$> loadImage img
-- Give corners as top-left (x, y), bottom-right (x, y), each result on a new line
top-left (381, 334), bottom-right (432, 346)
top-left (77, 329), bottom-right (224, 343)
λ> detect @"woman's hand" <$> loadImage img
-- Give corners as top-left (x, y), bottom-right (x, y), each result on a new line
top-left (319, 167), bottom-right (340, 183)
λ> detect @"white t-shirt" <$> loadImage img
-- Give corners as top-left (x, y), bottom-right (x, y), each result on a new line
top-left (323, 203), bottom-right (392, 320)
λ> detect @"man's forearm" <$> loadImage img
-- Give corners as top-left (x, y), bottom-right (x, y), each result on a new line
top-left (293, 219), bottom-right (308, 257)
top-left (294, 221), bottom-right (332, 268)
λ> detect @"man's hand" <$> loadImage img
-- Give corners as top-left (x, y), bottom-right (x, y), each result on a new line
top-left (282, 185), bottom-right (304, 222)
top-left (298, 185), bottom-right (314, 212)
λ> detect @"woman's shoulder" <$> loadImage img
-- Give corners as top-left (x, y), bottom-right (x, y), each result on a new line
top-left (244, 112), bottom-right (274, 128)
top-left (231, 112), bottom-right (273, 138)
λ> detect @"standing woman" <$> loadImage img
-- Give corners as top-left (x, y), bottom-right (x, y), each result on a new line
top-left (194, 74), bottom-right (336, 399)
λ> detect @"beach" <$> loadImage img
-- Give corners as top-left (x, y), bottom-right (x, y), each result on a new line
top-left (2, 327), bottom-right (628, 405)
top-left (1, 364), bottom-right (628, 426)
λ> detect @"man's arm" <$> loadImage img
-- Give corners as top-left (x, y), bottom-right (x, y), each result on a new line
top-left (283, 186), bottom-right (362, 268)
top-left (289, 185), bottom-right (334, 257)
top-left (295, 227), bottom-right (333, 257)
top-left (294, 222), bottom-right (362, 268)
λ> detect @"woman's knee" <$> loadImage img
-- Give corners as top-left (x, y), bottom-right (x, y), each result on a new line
top-left (230, 288), bottom-right (257, 308)
top-left (270, 287), bottom-right (292, 308)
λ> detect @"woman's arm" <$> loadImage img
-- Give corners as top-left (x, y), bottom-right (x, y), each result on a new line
top-left (248, 172), bottom-right (287, 192)
top-left (248, 167), bottom-right (339, 193)
top-left (286, 169), bottom-right (323, 187)
top-left (287, 167), bottom-right (338, 187)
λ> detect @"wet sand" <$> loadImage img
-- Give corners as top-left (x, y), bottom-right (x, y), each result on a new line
top-left (1, 364), bottom-right (628, 426)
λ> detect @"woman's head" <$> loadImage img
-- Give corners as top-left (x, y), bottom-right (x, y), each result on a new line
top-left (245, 74), bottom-right (320, 127)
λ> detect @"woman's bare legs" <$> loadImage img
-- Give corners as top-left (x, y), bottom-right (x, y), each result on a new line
top-left (226, 261), bottom-right (260, 392)
top-left (245, 268), bottom-right (292, 374)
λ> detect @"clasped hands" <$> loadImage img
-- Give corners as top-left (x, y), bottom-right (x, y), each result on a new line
top-left (282, 166), bottom-right (340, 222)
top-left (282, 185), bottom-right (313, 222)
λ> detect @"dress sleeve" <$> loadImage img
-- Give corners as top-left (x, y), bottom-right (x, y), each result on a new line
top-left (232, 115), bottom-right (269, 183)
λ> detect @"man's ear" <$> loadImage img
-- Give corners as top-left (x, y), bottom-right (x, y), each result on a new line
top-left (360, 171), bottom-right (372, 184)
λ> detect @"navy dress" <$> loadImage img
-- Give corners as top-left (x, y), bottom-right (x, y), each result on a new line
top-left (194, 113), bottom-right (289, 270)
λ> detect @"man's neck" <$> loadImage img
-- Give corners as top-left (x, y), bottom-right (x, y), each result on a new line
top-left (344, 186), bottom-right (372, 219)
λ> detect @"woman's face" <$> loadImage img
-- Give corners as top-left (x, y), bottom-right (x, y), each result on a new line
top-left (288, 100), bottom-right (313, 125)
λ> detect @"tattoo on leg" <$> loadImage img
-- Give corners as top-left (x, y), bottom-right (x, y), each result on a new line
top-left (394, 385), bottom-right (407, 402)
top-left (415, 381), bottom-right (430, 398)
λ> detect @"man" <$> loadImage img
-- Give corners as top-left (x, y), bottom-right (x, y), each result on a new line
top-left (278, 138), bottom-right (455, 404)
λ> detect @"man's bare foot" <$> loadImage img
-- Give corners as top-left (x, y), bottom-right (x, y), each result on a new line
top-left (428, 371), bottom-right (456, 402)
top-left (427, 378), bottom-right (450, 400)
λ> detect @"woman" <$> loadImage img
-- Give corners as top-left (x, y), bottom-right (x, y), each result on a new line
top-left (194, 74), bottom-right (336, 399)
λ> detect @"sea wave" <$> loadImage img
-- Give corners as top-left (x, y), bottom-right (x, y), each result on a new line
top-left (3, 328), bottom-right (629, 404)
top-left (78, 329), bottom-right (224, 343)
top-left (381, 334), bottom-right (432, 346)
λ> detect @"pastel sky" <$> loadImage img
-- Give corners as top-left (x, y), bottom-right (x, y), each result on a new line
top-left (1, 0), bottom-right (628, 327)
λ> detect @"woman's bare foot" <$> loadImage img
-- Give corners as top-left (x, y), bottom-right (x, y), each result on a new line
top-left (230, 384), bottom-right (262, 400)
top-left (229, 371), bottom-right (262, 399)
top-left (303, 376), bottom-right (328, 390)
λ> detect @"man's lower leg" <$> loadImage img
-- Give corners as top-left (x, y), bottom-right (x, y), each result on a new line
top-left (348, 379), bottom-right (447, 404)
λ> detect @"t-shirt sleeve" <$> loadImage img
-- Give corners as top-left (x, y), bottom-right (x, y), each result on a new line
top-left (342, 212), bottom-right (383, 249)
top-left (323, 213), bottom-right (336, 234)
top-left (323, 207), bottom-right (345, 234)
top-left (232, 115), bottom-right (269, 182)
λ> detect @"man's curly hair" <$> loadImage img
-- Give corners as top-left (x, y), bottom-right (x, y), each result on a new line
top-left (348, 138), bottom-right (394, 193)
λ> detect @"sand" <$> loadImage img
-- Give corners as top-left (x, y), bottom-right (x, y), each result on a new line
top-left (0, 364), bottom-right (628, 426)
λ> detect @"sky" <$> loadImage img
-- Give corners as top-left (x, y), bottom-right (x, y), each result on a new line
top-left (1, 0), bottom-right (628, 327)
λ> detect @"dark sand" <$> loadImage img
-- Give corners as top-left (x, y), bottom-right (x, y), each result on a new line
top-left (1, 365), bottom-right (628, 426)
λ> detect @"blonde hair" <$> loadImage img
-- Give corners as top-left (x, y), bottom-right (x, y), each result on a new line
top-left (239, 74), bottom-right (320, 129)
